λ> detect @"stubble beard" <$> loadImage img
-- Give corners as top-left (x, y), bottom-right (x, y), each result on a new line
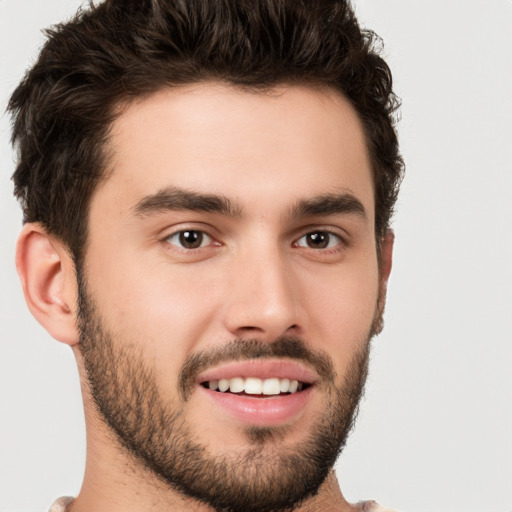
top-left (77, 271), bottom-right (379, 512)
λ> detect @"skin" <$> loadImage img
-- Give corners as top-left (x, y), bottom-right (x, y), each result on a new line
top-left (16, 83), bottom-right (393, 512)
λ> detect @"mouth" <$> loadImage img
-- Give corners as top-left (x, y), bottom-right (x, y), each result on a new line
top-left (195, 359), bottom-right (317, 426)
top-left (200, 377), bottom-right (311, 396)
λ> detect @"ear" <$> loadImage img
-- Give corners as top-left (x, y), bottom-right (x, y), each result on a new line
top-left (379, 230), bottom-right (394, 288)
top-left (373, 230), bottom-right (394, 335)
top-left (16, 223), bottom-right (79, 345)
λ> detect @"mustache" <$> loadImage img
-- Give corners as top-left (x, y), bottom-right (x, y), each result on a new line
top-left (178, 336), bottom-right (335, 401)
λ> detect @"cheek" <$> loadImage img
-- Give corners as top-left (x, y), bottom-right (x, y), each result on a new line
top-left (302, 257), bottom-right (380, 355)
top-left (84, 246), bottom-right (224, 361)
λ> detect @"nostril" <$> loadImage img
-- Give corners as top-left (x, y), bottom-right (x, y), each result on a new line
top-left (237, 325), bottom-right (267, 334)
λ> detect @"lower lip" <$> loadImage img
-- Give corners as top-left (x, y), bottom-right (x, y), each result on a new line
top-left (199, 386), bottom-right (314, 426)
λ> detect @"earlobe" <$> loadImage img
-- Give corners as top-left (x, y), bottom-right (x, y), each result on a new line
top-left (16, 223), bottom-right (79, 346)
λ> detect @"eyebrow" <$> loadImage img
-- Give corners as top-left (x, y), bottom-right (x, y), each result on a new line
top-left (131, 187), bottom-right (243, 218)
top-left (131, 186), bottom-right (367, 222)
top-left (290, 192), bottom-right (367, 220)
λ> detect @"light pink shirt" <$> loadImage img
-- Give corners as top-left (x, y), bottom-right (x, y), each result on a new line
top-left (49, 496), bottom-right (398, 511)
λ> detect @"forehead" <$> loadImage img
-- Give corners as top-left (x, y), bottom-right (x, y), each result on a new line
top-left (94, 82), bottom-right (374, 220)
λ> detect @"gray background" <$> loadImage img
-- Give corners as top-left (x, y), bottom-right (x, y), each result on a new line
top-left (1, 1), bottom-right (511, 511)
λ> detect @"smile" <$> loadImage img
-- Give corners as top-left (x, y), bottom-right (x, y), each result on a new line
top-left (196, 359), bottom-right (317, 425)
top-left (202, 377), bottom-right (309, 395)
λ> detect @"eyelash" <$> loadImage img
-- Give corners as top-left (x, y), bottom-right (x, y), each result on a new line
top-left (293, 231), bottom-right (343, 251)
top-left (163, 229), bottom-right (217, 251)
top-left (162, 228), bottom-right (345, 253)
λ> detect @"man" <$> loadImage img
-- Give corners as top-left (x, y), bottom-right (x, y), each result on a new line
top-left (8, 0), bottom-right (403, 511)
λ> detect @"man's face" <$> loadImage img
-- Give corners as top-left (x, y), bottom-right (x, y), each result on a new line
top-left (78, 83), bottom-right (387, 511)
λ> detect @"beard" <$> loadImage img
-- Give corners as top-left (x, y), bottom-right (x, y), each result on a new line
top-left (77, 271), bottom-right (378, 512)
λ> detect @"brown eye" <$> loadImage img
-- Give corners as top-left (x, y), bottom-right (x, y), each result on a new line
top-left (296, 231), bottom-right (342, 249)
top-left (166, 230), bottom-right (211, 249)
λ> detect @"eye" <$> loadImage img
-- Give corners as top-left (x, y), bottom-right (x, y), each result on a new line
top-left (165, 230), bottom-right (213, 250)
top-left (295, 231), bottom-right (342, 250)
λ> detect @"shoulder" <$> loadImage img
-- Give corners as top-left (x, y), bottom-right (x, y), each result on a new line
top-left (48, 497), bottom-right (74, 512)
top-left (358, 500), bottom-right (399, 512)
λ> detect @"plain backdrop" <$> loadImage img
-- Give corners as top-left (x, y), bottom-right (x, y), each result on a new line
top-left (1, 1), bottom-right (511, 511)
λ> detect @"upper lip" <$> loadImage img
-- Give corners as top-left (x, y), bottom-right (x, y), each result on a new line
top-left (196, 359), bottom-right (318, 385)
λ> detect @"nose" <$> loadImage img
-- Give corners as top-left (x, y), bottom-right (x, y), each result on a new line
top-left (221, 247), bottom-right (305, 341)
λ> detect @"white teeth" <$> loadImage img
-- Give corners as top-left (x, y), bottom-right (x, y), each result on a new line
top-left (244, 377), bottom-right (263, 395)
top-left (262, 378), bottom-right (281, 395)
top-left (288, 380), bottom-right (298, 393)
top-left (218, 378), bottom-right (229, 392)
top-left (206, 377), bottom-right (304, 395)
top-left (229, 377), bottom-right (245, 393)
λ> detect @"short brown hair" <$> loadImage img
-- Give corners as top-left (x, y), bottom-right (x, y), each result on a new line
top-left (9, 0), bottom-right (404, 263)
